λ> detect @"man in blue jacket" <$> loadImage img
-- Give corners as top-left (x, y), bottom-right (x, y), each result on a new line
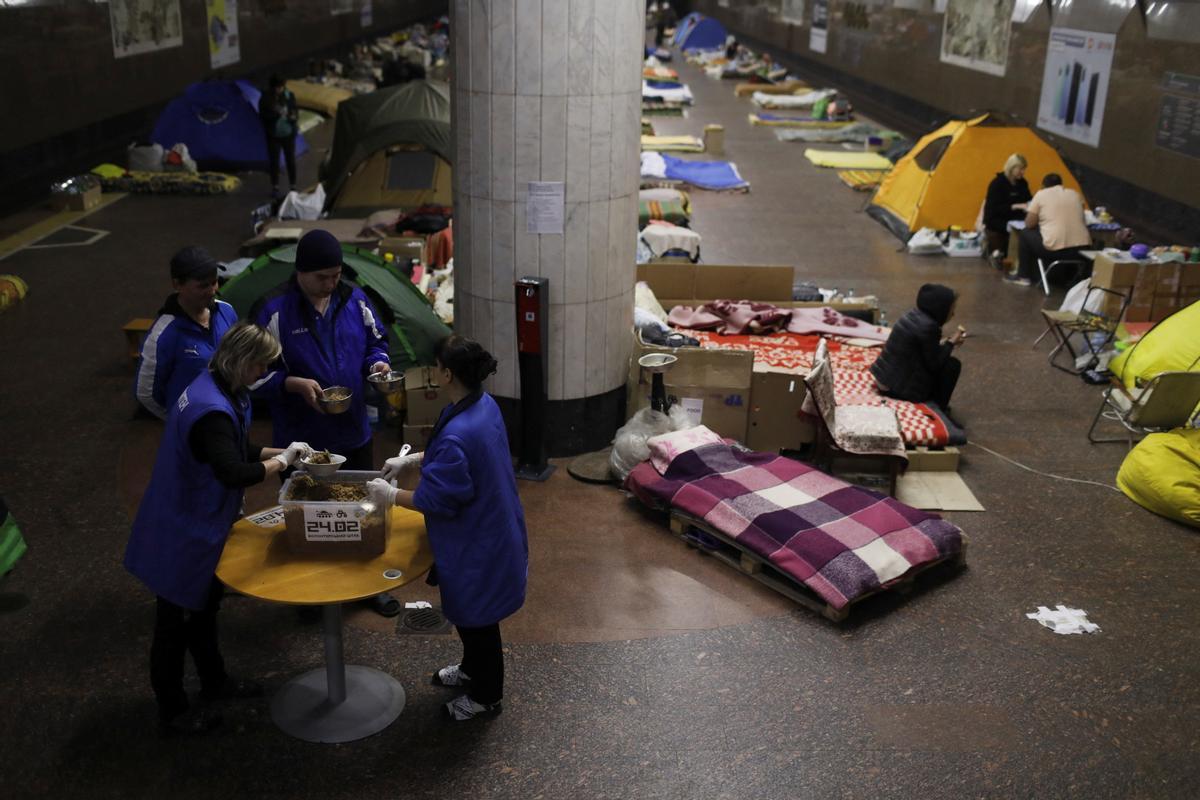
top-left (136, 246), bottom-right (238, 419)
top-left (252, 229), bottom-right (399, 616)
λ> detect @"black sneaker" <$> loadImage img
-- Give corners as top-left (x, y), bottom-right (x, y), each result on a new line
top-left (199, 677), bottom-right (264, 702)
top-left (160, 707), bottom-right (223, 737)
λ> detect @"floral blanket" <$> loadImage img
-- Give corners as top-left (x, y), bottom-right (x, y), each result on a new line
top-left (626, 443), bottom-right (964, 610)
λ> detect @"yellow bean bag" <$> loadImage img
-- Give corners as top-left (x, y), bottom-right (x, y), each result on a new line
top-left (1109, 300), bottom-right (1200, 389)
top-left (1117, 427), bottom-right (1200, 528)
top-left (0, 275), bottom-right (28, 312)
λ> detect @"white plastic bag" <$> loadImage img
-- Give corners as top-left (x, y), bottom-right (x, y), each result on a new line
top-left (610, 405), bottom-right (696, 481)
top-left (278, 184), bottom-right (327, 221)
top-left (1059, 278), bottom-right (1104, 315)
top-left (906, 227), bottom-right (943, 255)
top-left (128, 143), bottom-right (164, 172)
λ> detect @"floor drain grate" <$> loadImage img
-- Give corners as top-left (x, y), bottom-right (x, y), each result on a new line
top-left (397, 607), bottom-right (452, 635)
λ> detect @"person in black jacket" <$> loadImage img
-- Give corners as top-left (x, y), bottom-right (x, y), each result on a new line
top-left (259, 75), bottom-right (299, 197)
top-left (982, 154), bottom-right (1032, 269)
top-left (869, 284), bottom-right (966, 413)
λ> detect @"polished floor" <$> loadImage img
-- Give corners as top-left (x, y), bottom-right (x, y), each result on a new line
top-left (1, 54), bottom-right (1198, 799)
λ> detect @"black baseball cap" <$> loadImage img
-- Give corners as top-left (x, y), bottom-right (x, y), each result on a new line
top-left (170, 246), bottom-right (224, 281)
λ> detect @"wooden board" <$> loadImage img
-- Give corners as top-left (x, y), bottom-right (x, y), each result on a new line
top-left (668, 511), bottom-right (966, 623)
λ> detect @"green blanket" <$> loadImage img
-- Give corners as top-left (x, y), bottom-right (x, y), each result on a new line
top-left (0, 501), bottom-right (26, 576)
top-left (639, 199), bottom-right (690, 226)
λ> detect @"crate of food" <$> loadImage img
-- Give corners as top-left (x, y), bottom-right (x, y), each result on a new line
top-left (278, 470), bottom-right (390, 556)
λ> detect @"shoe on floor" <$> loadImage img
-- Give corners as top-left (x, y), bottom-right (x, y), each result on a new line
top-left (159, 706), bottom-right (223, 737)
top-left (445, 694), bottom-right (502, 721)
top-left (431, 663), bottom-right (472, 687)
top-left (199, 676), bottom-right (264, 702)
top-left (370, 592), bottom-right (402, 618)
top-left (987, 250), bottom-right (1004, 270)
top-left (1003, 274), bottom-right (1033, 287)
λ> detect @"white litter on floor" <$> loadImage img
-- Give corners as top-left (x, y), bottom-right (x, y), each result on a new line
top-left (1026, 605), bottom-right (1101, 635)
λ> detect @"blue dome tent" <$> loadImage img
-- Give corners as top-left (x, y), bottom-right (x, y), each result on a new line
top-left (677, 16), bottom-right (727, 52)
top-left (671, 12), bottom-right (703, 47)
top-left (151, 80), bottom-right (309, 171)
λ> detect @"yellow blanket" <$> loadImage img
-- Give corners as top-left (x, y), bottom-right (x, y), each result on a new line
top-left (837, 170), bottom-right (889, 191)
top-left (641, 135), bottom-right (704, 153)
top-left (804, 149), bottom-right (893, 169)
top-left (748, 114), bottom-right (853, 129)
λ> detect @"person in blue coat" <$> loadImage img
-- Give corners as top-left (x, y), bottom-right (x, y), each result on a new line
top-left (135, 246), bottom-right (238, 419)
top-left (124, 322), bottom-right (312, 735)
top-left (367, 335), bottom-right (529, 721)
top-left (252, 228), bottom-right (398, 616)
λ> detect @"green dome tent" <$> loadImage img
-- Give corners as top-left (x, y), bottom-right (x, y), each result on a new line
top-left (219, 244), bottom-right (451, 372)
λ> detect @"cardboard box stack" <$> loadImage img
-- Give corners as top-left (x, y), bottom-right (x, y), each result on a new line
top-left (402, 366), bottom-right (445, 449)
top-left (1091, 252), bottom-right (1200, 323)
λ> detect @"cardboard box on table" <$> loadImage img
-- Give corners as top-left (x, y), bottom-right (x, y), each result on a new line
top-left (50, 185), bottom-right (101, 212)
top-left (380, 236), bottom-right (426, 264)
top-left (1091, 253), bottom-right (1200, 323)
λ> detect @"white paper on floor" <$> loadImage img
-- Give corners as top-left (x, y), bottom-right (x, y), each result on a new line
top-left (404, 601), bottom-right (432, 610)
top-left (1026, 605), bottom-right (1101, 635)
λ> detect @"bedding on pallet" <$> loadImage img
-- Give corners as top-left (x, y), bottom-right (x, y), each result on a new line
top-left (668, 302), bottom-right (889, 340)
top-left (643, 81), bottom-right (694, 105)
top-left (626, 440), bottom-right (965, 612)
top-left (641, 135), bottom-right (705, 152)
top-left (751, 89), bottom-right (836, 108)
top-left (775, 123), bottom-right (899, 144)
top-left (684, 330), bottom-right (967, 447)
top-left (804, 149), bottom-right (893, 170)
top-left (749, 112), bottom-right (855, 128)
top-left (640, 152), bottom-right (750, 192)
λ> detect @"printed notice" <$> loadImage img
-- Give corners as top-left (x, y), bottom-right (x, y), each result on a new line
top-left (302, 503), bottom-right (365, 542)
top-left (680, 397), bottom-right (704, 427)
top-left (247, 506), bottom-right (286, 529)
top-left (527, 182), bottom-right (564, 234)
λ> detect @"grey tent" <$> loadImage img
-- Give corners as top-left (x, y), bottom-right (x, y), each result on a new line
top-left (322, 80), bottom-right (452, 214)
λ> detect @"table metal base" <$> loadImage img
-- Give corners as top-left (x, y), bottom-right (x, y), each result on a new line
top-left (270, 604), bottom-right (405, 743)
top-left (270, 665), bottom-right (406, 743)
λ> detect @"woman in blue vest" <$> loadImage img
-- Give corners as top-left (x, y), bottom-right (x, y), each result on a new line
top-left (125, 322), bottom-right (312, 735)
top-left (367, 335), bottom-right (529, 721)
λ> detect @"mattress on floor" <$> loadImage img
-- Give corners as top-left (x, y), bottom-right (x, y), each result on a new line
top-left (749, 112), bottom-right (854, 128)
top-left (625, 442), bottom-right (965, 611)
top-left (804, 149), bottom-right (893, 170)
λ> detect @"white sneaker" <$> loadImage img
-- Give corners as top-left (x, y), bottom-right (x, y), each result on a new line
top-left (431, 663), bottom-right (471, 687)
top-left (445, 694), bottom-right (502, 721)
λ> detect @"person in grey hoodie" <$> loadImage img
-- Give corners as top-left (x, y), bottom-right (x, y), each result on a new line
top-left (869, 284), bottom-right (966, 413)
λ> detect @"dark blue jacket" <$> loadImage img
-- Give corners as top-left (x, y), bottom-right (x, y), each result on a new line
top-left (134, 297), bottom-right (238, 419)
top-left (124, 370), bottom-right (252, 610)
top-left (869, 308), bottom-right (953, 403)
top-left (414, 393), bottom-right (528, 628)
top-left (253, 278), bottom-right (389, 452)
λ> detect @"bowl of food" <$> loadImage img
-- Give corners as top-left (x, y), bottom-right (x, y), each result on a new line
top-left (319, 386), bottom-right (353, 414)
top-left (300, 449), bottom-right (347, 477)
top-left (367, 370), bottom-right (405, 394)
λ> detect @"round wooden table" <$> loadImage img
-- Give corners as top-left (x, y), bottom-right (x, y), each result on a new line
top-left (216, 505), bottom-right (433, 743)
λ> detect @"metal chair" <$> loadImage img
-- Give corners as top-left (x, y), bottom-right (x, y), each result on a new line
top-left (1087, 371), bottom-right (1200, 447)
top-left (1036, 285), bottom-right (1129, 374)
top-left (1036, 252), bottom-right (1086, 295)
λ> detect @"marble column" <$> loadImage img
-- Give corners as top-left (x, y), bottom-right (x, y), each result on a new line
top-left (450, 0), bottom-right (645, 454)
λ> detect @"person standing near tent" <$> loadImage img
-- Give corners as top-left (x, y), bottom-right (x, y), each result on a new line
top-left (1006, 173), bottom-right (1089, 287)
top-left (251, 229), bottom-right (400, 617)
top-left (870, 284), bottom-right (966, 414)
top-left (136, 246), bottom-right (238, 420)
top-left (366, 334), bottom-right (528, 721)
top-left (124, 322), bottom-right (312, 735)
top-left (982, 154), bottom-right (1032, 269)
top-left (259, 75), bottom-right (298, 197)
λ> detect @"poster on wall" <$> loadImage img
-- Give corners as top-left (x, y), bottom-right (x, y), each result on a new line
top-left (940, 0), bottom-right (1015, 76)
top-left (207, 0), bottom-right (240, 68)
top-left (810, 0), bottom-right (828, 54)
top-left (781, 0), bottom-right (806, 24)
top-left (1155, 73), bottom-right (1200, 160)
top-left (360, 0), bottom-right (373, 27)
top-left (330, 0), bottom-right (354, 15)
top-left (1035, 27), bottom-right (1116, 148)
top-left (109, 0), bottom-right (183, 59)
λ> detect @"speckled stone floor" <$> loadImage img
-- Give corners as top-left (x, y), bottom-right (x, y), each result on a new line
top-left (2, 55), bottom-right (1198, 800)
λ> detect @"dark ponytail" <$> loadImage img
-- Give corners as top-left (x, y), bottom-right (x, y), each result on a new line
top-left (433, 334), bottom-right (498, 392)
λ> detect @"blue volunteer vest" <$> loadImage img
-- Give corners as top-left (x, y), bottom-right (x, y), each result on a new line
top-left (124, 371), bottom-right (252, 610)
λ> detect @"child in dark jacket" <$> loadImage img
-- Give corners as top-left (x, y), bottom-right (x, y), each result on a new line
top-left (869, 284), bottom-right (966, 412)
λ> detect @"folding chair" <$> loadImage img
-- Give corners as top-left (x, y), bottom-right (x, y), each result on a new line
top-left (1087, 371), bottom-right (1200, 447)
top-left (1037, 285), bottom-right (1129, 374)
top-left (1036, 254), bottom-right (1085, 296)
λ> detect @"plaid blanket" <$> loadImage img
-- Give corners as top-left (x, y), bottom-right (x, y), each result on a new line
top-left (627, 444), bottom-right (964, 610)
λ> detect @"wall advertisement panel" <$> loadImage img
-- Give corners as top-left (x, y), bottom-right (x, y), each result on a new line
top-left (109, 0), bottom-right (183, 59)
top-left (207, 0), bottom-right (240, 68)
top-left (1036, 27), bottom-right (1116, 148)
top-left (940, 0), bottom-right (1015, 77)
top-left (810, 0), bottom-right (828, 54)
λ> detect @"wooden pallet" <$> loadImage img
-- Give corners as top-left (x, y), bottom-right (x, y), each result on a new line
top-left (668, 511), bottom-right (967, 623)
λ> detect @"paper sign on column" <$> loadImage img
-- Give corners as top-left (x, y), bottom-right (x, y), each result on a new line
top-left (527, 182), bottom-right (565, 234)
top-left (680, 397), bottom-right (704, 426)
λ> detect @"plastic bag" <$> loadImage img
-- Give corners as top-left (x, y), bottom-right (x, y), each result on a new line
top-left (128, 142), bottom-right (164, 172)
top-left (1059, 278), bottom-right (1105, 315)
top-left (162, 143), bottom-right (197, 173)
top-left (907, 227), bottom-right (943, 255)
top-left (610, 405), bottom-right (695, 482)
top-left (278, 184), bottom-right (326, 221)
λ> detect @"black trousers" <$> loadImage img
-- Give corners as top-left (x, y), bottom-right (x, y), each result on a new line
top-left (458, 623), bottom-right (504, 705)
top-left (1017, 228), bottom-right (1084, 283)
top-left (266, 135), bottom-right (297, 189)
top-left (150, 578), bottom-right (226, 720)
top-left (933, 355), bottom-right (962, 411)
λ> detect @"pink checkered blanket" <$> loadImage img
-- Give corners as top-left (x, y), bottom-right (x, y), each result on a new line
top-left (627, 443), bottom-right (964, 610)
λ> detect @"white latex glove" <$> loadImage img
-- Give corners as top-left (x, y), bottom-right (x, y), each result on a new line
top-left (366, 478), bottom-right (399, 508)
top-left (273, 441), bottom-right (313, 468)
top-left (381, 450), bottom-right (423, 481)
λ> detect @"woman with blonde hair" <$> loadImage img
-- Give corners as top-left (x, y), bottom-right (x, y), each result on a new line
top-left (125, 321), bottom-right (313, 735)
top-left (982, 153), bottom-right (1032, 269)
